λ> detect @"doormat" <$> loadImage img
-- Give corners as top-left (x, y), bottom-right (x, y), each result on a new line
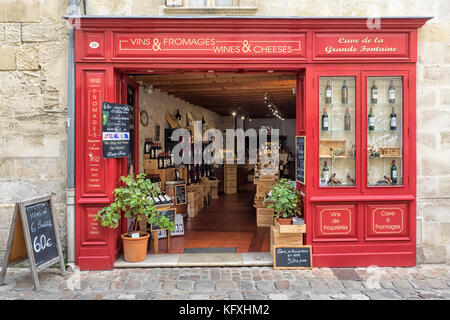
top-left (331, 268), bottom-right (362, 281)
top-left (183, 247), bottom-right (237, 254)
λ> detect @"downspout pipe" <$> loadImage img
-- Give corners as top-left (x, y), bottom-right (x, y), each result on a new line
top-left (66, 0), bottom-right (78, 267)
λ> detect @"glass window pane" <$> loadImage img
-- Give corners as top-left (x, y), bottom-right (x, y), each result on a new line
top-left (190, 0), bottom-right (207, 7)
top-left (367, 76), bottom-right (403, 186)
top-left (216, 0), bottom-right (233, 6)
top-left (319, 76), bottom-right (356, 187)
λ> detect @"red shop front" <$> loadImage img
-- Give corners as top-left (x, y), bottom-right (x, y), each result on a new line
top-left (68, 16), bottom-right (430, 270)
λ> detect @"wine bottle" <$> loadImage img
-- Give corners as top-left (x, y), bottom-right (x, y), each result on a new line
top-left (325, 81), bottom-right (332, 104)
top-left (368, 107), bottom-right (375, 131)
top-left (152, 196), bottom-right (162, 205)
top-left (390, 160), bottom-right (398, 184)
top-left (388, 80), bottom-right (396, 104)
top-left (162, 193), bottom-right (172, 203)
top-left (322, 107), bottom-right (329, 131)
top-left (390, 107), bottom-right (397, 130)
top-left (344, 107), bottom-right (351, 131)
top-left (323, 161), bottom-right (329, 183)
top-left (144, 138), bottom-right (151, 155)
top-left (342, 81), bottom-right (348, 104)
top-left (371, 80), bottom-right (378, 104)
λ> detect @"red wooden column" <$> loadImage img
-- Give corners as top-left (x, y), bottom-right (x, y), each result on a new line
top-left (75, 64), bottom-right (122, 270)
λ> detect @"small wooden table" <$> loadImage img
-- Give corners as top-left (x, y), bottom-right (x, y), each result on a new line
top-left (152, 229), bottom-right (171, 254)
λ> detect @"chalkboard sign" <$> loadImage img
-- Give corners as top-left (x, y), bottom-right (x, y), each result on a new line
top-left (175, 184), bottom-right (187, 205)
top-left (24, 201), bottom-right (59, 267)
top-left (273, 245), bottom-right (312, 270)
top-left (102, 102), bottom-right (130, 159)
top-left (296, 136), bottom-right (306, 184)
top-left (151, 208), bottom-right (176, 231)
top-left (1, 196), bottom-right (65, 290)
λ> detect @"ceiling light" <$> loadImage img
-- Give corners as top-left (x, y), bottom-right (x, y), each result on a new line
top-left (208, 70), bottom-right (214, 73)
top-left (267, 70), bottom-right (274, 73)
top-left (241, 116), bottom-right (245, 120)
top-left (232, 112), bottom-right (236, 116)
top-left (147, 70), bottom-right (154, 73)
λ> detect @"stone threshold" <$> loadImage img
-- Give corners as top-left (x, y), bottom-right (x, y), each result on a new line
top-left (114, 252), bottom-right (272, 268)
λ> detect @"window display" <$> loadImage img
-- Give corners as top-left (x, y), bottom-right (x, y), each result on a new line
top-left (319, 77), bottom-right (356, 187)
top-left (366, 76), bottom-right (403, 186)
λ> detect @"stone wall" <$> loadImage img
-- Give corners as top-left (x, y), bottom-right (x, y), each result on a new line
top-left (0, 0), bottom-right (448, 264)
top-left (0, 0), bottom-right (70, 264)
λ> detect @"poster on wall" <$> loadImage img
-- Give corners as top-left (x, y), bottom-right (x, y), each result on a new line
top-left (102, 102), bottom-right (130, 159)
top-left (296, 136), bottom-right (306, 184)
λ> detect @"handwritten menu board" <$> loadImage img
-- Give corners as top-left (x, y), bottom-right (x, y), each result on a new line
top-left (151, 208), bottom-right (176, 231)
top-left (175, 184), bottom-right (187, 205)
top-left (24, 201), bottom-right (59, 267)
top-left (296, 136), bottom-right (306, 184)
top-left (102, 102), bottom-right (130, 159)
top-left (1, 196), bottom-right (65, 290)
top-left (273, 245), bottom-right (312, 270)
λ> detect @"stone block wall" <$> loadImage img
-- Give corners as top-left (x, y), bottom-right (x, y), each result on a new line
top-left (0, 0), bottom-right (70, 264)
top-left (0, 0), bottom-right (448, 264)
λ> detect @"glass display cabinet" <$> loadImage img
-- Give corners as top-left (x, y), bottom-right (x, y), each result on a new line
top-left (303, 68), bottom-right (416, 268)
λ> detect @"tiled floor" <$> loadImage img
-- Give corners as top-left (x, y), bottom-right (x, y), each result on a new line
top-left (148, 187), bottom-right (271, 254)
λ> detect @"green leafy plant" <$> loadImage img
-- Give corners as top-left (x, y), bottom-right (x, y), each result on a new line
top-left (94, 173), bottom-right (174, 235)
top-left (263, 178), bottom-right (301, 219)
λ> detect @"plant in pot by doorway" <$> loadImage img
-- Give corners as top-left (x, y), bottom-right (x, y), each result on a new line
top-left (94, 173), bottom-right (174, 262)
top-left (263, 178), bottom-right (301, 225)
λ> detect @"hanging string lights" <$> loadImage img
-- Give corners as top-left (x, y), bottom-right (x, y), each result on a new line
top-left (264, 92), bottom-right (285, 120)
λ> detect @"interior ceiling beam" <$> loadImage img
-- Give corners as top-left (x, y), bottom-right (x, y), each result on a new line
top-left (134, 72), bottom-right (295, 82)
top-left (137, 75), bottom-right (296, 86)
top-left (155, 84), bottom-right (295, 93)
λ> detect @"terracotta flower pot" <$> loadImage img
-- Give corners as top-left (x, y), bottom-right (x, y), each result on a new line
top-left (121, 232), bottom-right (150, 262)
top-left (277, 217), bottom-right (292, 225)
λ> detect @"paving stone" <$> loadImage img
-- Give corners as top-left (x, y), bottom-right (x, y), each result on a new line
top-left (238, 280), bottom-right (255, 291)
top-left (269, 293), bottom-right (289, 300)
top-left (309, 280), bottom-right (328, 289)
top-left (392, 280), bottom-right (414, 289)
top-left (349, 293), bottom-right (370, 300)
top-left (195, 280), bottom-right (215, 292)
top-left (255, 280), bottom-right (276, 292)
top-left (176, 280), bottom-right (194, 290)
top-left (215, 280), bottom-right (236, 291)
top-left (143, 280), bottom-right (163, 291)
top-left (342, 280), bottom-right (365, 289)
top-left (162, 280), bottom-right (175, 290)
top-left (326, 280), bottom-right (344, 289)
top-left (125, 280), bottom-right (143, 292)
top-left (274, 280), bottom-right (290, 290)
top-left (426, 279), bottom-right (447, 289)
top-left (291, 280), bottom-right (311, 289)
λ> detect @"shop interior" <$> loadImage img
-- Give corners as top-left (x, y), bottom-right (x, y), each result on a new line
top-left (128, 72), bottom-right (298, 254)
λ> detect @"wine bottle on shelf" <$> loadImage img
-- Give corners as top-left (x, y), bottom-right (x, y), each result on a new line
top-left (144, 138), bottom-right (151, 155)
top-left (152, 195), bottom-right (162, 205)
top-left (371, 80), bottom-right (378, 104)
top-left (391, 160), bottom-right (398, 184)
top-left (322, 107), bottom-right (329, 131)
top-left (342, 81), bottom-right (348, 104)
top-left (390, 107), bottom-right (397, 130)
top-left (388, 80), bottom-right (396, 104)
top-left (158, 194), bottom-right (168, 204)
top-left (344, 107), bottom-right (351, 131)
top-left (368, 107), bottom-right (375, 131)
top-left (325, 81), bottom-right (332, 104)
top-left (162, 193), bottom-right (172, 203)
top-left (323, 161), bottom-right (330, 183)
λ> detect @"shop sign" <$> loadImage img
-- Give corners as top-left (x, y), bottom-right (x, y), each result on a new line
top-left (319, 208), bottom-right (352, 235)
top-left (371, 207), bottom-right (404, 234)
top-left (313, 33), bottom-right (409, 59)
top-left (102, 102), bottom-right (130, 159)
top-left (85, 72), bottom-right (106, 193)
top-left (113, 33), bottom-right (306, 58)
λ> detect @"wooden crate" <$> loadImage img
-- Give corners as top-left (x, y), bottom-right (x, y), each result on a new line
top-left (380, 147), bottom-right (401, 157)
top-left (254, 180), bottom-right (275, 199)
top-left (256, 207), bottom-right (274, 227)
top-left (258, 174), bottom-right (277, 181)
top-left (187, 191), bottom-right (201, 218)
top-left (187, 184), bottom-right (204, 208)
top-left (143, 159), bottom-right (158, 170)
top-left (270, 225), bottom-right (304, 253)
top-left (209, 180), bottom-right (219, 199)
top-left (275, 219), bottom-right (306, 234)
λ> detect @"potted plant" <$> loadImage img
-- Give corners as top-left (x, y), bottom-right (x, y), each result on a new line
top-left (263, 178), bottom-right (300, 225)
top-left (94, 173), bottom-right (174, 262)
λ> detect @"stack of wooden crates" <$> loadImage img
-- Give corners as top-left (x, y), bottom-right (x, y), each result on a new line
top-left (270, 219), bottom-right (306, 253)
top-left (224, 163), bottom-right (237, 194)
top-left (253, 175), bottom-right (277, 227)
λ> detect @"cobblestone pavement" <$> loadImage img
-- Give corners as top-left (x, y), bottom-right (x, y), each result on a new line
top-left (0, 264), bottom-right (449, 300)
